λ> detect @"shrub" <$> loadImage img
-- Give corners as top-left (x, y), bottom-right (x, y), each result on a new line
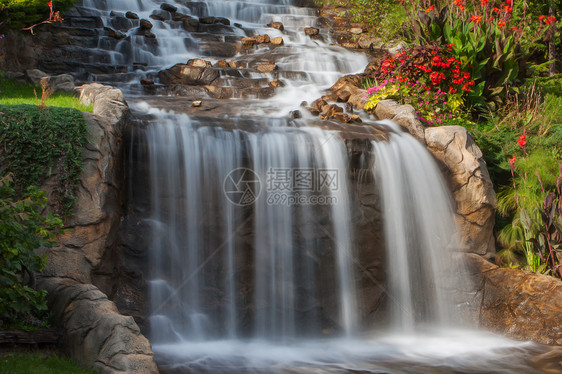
top-left (0, 0), bottom-right (76, 30)
top-left (0, 104), bottom-right (88, 215)
top-left (0, 174), bottom-right (62, 329)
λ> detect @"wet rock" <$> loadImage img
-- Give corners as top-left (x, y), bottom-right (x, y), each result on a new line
top-left (5, 71), bottom-right (25, 80)
top-left (241, 34), bottom-right (272, 46)
top-left (321, 104), bottom-right (344, 117)
top-left (271, 36), bottom-right (284, 46)
top-left (172, 12), bottom-right (188, 21)
top-left (199, 16), bottom-right (230, 26)
top-left (289, 110), bottom-right (302, 119)
top-left (40, 74), bottom-right (76, 93)
top-left (181, 17), bottom-right (199, 32)
top-left (350, 27), bottom-right (363, 34)
top-left (105, 27), bottom-right (125, 39)
top-left (139, 19), bottom-right (153, 30)
top-left (228, 61), bottom-right (238, 69)
top-left (328, 74), bottom-right (364, 105)
top-left (125, 11), bottom-right (139, 20)
top-left (465, 254), bottom-right (562, 345)
top-left (256, 62), bottom-right (277, 73)
top-left (149, 12), bottom-right (166, 22)
top-left (241, 37), bottom-right (257, 47)
top-left (25, 68), bottom-right (49, 85)
top-left (215, 60), bottom-right (229, 67)
top-left (144, 32), bottom-right (156, 39)
top-left (268, 78), bottom-right (284, 89)
top-left (341, 42), bottom-right (358, 49)
top-left (304, 27), bottom-right (319, 36)
top-left (187, 58), bottom-right (212, 68)
top-left (140, 78), bottom-right (154, 86)
top-left (268, 22), bottom-right (285, 31)
top-left (160, 3), bottom-right (177, 13)
top-left (192, 100), bottom-right (202, 107)
top-left (159, 64), bottom-right (219, 86)
top-left (426, 127), bottom-right (496, 257)
top-left (109, 16), bottom-right (132, 31)
top-left (310, 98), bottom-right (327, 114)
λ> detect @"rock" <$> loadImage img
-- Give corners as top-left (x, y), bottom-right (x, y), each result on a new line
top-left (358, 35), bottom-right (383, 50)
top-left (158, 64), bottom-right (219, 86)
top-left (268, 78), bottom-right (284, 89)
top-left (255, 34), bottom-right (270, 43)
top-left (105, 27), bottom-right (125, 39)
top-left (371, 100), bottom-right (426, 143)
top-left (25, 68), bottom-right (49, 85)
top-left (304, 27), bottom-right (319, 36)
top-left (40, 74), bottom-right (76, 94)
top-left (328, 74), bottom-right (364, 105)
top-left (160, 3), bottom-right (177, 13)
top-left (172, 12), bottom-right (189, 21)
top-left (341, 42), bottom-right (358, 49)
top-left (215, 60), bottom-right (229, 67)
top-left (144, 32), bottom-right (156, 39)
top-left (465, 254), bottom-right (562, 345)
top-left (181, 17), bottom-right (199, 32)
top-left (289, 110), bottom-right (302, 119)
top-left (310, 98), bottom-right (327, 115)
top-left (350, 27), bottom-right (363, 34)
top-left (256, 62), bottom-right (277, 73)
top-left (125, 11), bottom-right (139, 20)
top-left (199, 17), bottom-right (230, 26)
top-left (321, 104), bottom-right (344, 118)
top-left (385, 40), bottom-right (406, 54)
top-left (192, 100), bottom-right (202, 107)
top-left (268, 22), bottom-right (285, 31)
top-left (241, 37), bottom-right (257, 47)
top-left (139, 19), bottom-right (153, 30)
top-left (425, 126), bottom-right (496, 257)
top-left (187, 58), bottom-right (212, 67)
top-left (270, 36), bottom-right (284, 46)
top-left (140, 78), bottom-right (154, 86)
top-left (228, 61), bottom-right (238, 69)
top-left (149, 12), bottom-right (166, 22)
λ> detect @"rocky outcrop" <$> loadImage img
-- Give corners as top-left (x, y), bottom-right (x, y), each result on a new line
top-left (425, 126), bottom-right (496, 258)
top-left (465, 254), bottom-right (562, 345)
top-left (37, 83), bottom-right (158, 373)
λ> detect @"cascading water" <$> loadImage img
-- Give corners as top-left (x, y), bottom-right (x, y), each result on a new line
top-left (60, 0), bottom-right (552, 372)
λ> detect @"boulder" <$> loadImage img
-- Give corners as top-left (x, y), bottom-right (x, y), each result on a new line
top-left (268, 78), bottom-right (283, 89)
top-left (350, 27), bottom-right (363, 34)
top-left (187, 58), bottom-right (212, 67)
top-left (304, 27), bottom-right (319, 36)
top-left (160, 3), bottom-right (177, 13)
top-left (268, 22), bottom-right (285, 31)
top-left (25, 68), bottom-right (49, 85)
top-left (271, 36), bottom-right (284, 46)
top-left (40, 74), bottom-right (76, 94)
top-left (181, 17), bottom-right (199, 32)
top-left (139, 19), bottom-right (153, 30)
top-left (465, 254), bottom-right (562, 345)
top-left (144, 32), bottom-right (156, 39)
top-left (125, 11), bottom-right (139, 20)
top-left (199, 17), bottom-right (230, 26)
top-left (425, 126), bottom-right (496, 257)
top-left (158, 64), bottom-right (219, 85)
top-left (149, 12), bottom-right (166, 22)
top-left (105, 27), bottom-right (125, 39)
top-left (371, 100), bottom-right (426, 144)
top-left (256, 62), bottom-right (277, 73)
top-left (215, 60), bottom-right (229, 67)
top-left (140, 78), bottom-right (154, 86)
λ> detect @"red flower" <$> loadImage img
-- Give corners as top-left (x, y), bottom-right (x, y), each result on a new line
top-left (480, 0), bottom-right (489, 6)
top-left (508, 155), bottom-right (516, 167)
top-left (47, 1), bottom-right (52, 10)
top-left (426, 5), bottom-right (435, 12)
top-left (493, 7), bottom-right (500, 13)
top-left (539, 15), bottom-right (546, 22)
top-left (503, 5), bottom-right (512, 12)
top-left (517, 133), bottom-right (526, 147)
top-left (497, 21), bottom-right (506, 28)
top-left (470, 15), bottom-right (482, 23)
top-left (545, 16), bottom-right (557, 25)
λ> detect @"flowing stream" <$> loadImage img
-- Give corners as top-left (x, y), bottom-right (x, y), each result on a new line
top-left (61, 0), bottom-right (558, 372)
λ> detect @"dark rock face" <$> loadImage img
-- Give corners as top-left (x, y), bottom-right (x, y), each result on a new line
top-left (158, 64), bottom-right (220, 85)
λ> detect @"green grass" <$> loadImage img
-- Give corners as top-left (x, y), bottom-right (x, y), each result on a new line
top-left (0, 352), bottom-right (95, 374)
top-left (0, 74), bottom-right (92, 112)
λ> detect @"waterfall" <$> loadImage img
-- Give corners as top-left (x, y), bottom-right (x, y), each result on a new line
top-left (57, 0), bottom-right (544, 372)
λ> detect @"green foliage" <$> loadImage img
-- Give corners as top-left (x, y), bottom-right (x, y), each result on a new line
top-left (0, 352), bottom-right (96, 374)
top-left (0, 174), bottom-right (62, 329)
top-left (0, 0), bottom-right (77, 30)
top-left (0, 104), bottom-right (89, 215)
top-left (0, 74), bottom-right (93, 112)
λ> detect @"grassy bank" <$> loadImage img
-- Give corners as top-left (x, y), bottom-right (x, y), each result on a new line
top-left (0, 352), bottom-right (95, 374)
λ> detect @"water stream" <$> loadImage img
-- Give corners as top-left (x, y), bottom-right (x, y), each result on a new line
top-left (62, 0), bottom-right (558, 372)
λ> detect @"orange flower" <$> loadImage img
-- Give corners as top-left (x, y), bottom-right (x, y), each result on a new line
top-left (426, 4), bottom-right (435, 12)
top-left (497, 21), bottom-right (506, 28)
top-left (470, 15), bottom-right (482, 23)
top-left (503, 5), bottom-right (512, 12)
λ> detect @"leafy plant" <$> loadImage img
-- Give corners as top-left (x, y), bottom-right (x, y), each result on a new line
top-left (0, 173), bottom-right (62, 329)
top-left (0, 104), bottom-right (89, 215)
top-left (0, 0), bottom-right (76, 31)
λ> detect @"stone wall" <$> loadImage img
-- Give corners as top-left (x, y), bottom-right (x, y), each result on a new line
top-left (36, 83), bottom-right (158, 373)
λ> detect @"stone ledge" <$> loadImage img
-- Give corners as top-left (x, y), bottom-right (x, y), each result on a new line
top-left (37, 84), bottom-right (157, 373)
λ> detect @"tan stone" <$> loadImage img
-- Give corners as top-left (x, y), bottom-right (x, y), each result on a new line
top-left (256, 62), bottom-right (277, 73)
top-left (268, 22), bottom-right (284, 31)
top-left (304, 27), bottom-right (319, 36)
top-left (271, 36), bottom-right (284, 46)
top-left (425, 126), bottom-right (496, 257)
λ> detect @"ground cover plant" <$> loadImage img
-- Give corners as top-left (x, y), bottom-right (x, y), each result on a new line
top-left (0, 352), bottom-right (96, 374)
